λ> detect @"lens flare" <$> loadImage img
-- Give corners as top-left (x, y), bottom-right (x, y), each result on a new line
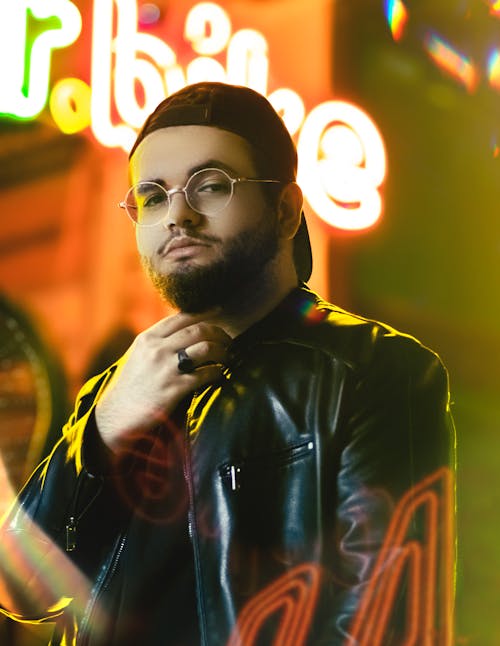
top-left (0, 501), bottom-right (99, 630)
top-left (384, 0), bottom-right (408, 42)
top-left (424, 33), bottom-right (479, 92)
top-left (297, 299), bottom-right (328, 325)
top-left (487, 48), bottom-right (500, 90)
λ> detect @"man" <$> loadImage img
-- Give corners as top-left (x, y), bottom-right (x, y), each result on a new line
top-left (0, 82), bottom-right (455, 645)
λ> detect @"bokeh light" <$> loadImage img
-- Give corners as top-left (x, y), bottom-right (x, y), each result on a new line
top-left (424, 32), bottom-right (479, 93)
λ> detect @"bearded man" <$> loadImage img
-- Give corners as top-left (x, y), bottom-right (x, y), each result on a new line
top-left (0, 82), bottom-right (455, 645)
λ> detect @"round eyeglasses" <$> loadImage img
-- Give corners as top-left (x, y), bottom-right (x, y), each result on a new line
top-left (118, 167), bottom-right (282, 227)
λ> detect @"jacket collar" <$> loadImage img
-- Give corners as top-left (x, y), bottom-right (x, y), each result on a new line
top-left (227, 284), bottom-right (325, 361)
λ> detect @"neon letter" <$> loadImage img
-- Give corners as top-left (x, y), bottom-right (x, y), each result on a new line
top-left (186, 57), bottom-right (226, 84)
top-left (49, 77), bottom-right (91, 134)
top-left (267, 88), bottom-right (305, 138)
top-left (347, 467), bottom-right (455, 645)
top-left (227, 29), bottom-right (269, 96)
top-left (91, 0), bottom-right (185, 151)
top-left (0, 0), bottom-right (81, 119)
top-left (297, 101), bottom-right (386, 231)
top-left (184, 2), bottom-right (232, 56)
top-left (227, 563), bottom-right (321, 646)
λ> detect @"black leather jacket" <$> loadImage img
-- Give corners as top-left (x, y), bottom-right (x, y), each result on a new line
top-left (3, 286), bottom-right (455, 645)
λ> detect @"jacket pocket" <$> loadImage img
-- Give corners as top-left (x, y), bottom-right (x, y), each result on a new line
top-left (218, 439), bottom-right (315, 492)
top-left (216, 438), bottom-right (318, 555)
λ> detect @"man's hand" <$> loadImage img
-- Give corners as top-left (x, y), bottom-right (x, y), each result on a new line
top-left (95, 312), bottom-right (231, 453)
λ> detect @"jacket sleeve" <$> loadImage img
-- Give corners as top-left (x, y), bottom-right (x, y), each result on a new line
top-left (319, 333), bottom-right (456, 645)
top-left (0, 366), bottom-right (121, 623)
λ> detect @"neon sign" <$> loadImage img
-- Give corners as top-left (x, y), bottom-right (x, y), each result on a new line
top-left (0, 0), bottom-right (387, 232)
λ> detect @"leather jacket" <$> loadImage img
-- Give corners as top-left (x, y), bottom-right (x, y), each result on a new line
top-left (2, 286), bottom-right (456, 645)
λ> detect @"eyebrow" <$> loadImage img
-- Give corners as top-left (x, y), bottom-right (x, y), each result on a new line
top-left (146, 159), bottom-right (241, 187)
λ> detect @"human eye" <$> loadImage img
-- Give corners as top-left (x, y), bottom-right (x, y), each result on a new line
top-left (144, 192), bottom-right (166, 208)
top-left (138, 184), bottom-right (167, 210)
top-left (193, 171), bottom-right (231, 196)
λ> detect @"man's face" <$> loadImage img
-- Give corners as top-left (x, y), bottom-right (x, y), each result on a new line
top-left (129, 125), bottom-right (280, 313)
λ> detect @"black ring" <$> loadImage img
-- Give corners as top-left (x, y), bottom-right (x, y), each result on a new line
top-left (177, 348), bottom-right (195, 374)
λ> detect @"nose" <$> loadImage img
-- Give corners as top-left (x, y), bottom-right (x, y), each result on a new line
top-left (162, 189), bottom-right (202, 229)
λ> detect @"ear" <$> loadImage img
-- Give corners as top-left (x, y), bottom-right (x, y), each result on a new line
top-left (276, 182), bottom-right (303, 240)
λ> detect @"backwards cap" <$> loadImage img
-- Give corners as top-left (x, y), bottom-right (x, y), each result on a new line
top-left (130, 82), bottom-right (312, 282)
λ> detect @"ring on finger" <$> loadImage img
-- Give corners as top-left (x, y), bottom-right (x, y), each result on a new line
top-left (177, 348), bottom-right (195, 374)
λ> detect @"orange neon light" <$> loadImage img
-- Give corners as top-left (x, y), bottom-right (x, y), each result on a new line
top-left (346, 467), bottom-right (455, 646)
top-left (226, 563), bottom-right (321, 646)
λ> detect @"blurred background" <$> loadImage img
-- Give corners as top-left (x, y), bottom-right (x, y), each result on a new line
top-left (0, 0), bottom-right (498, 643)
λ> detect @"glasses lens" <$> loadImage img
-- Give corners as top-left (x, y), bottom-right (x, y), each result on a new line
top-left (126, 182), bottom-right (169, 225)
top-left (186, 169), bottom-right (233, 215)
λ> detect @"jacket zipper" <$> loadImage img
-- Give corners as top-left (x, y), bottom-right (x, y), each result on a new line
top-left (76, 532), bottom-right (127, 645)
top-left (65, 474), bottom-right (103, 553)
top-left (184, 395), bottom-right (208, 646)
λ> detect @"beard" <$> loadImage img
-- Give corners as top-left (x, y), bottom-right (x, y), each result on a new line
top-left (141, 219), bottom-right (280, 313)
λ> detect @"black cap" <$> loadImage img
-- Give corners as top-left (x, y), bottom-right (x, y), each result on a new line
top-left (130, 82), bottom-right (312, 282)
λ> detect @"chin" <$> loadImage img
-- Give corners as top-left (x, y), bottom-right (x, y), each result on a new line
top-left (159, 254), bottom-right (216, 275)
top-left (142, 222), bottom-right (280, 312)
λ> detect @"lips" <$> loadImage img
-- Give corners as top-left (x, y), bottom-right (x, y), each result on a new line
top-left (162, 236), bottom-right (209, 258)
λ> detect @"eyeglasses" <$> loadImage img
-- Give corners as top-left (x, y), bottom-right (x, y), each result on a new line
top-left (118, 167), bottom-right (282, 227)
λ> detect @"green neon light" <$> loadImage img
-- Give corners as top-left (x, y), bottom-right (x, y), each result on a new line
top-left (0, 0), bottom-right (81, 119)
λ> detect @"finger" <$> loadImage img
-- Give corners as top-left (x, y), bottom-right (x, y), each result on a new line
top-left (147, 308), bottom-right (222, 339)
top-left (179, 340), bottom-right (228, 369)
top-left (182, 363), bottom-right (227, 388)
top-left (169, 323), bottom-right (232, 351)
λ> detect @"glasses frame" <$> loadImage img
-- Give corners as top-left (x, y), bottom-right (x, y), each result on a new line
top-left (118, 167), bottom-right (282, 227)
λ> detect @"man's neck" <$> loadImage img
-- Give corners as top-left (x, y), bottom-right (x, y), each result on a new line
top-left (204, 264), bottom-right (299, 339)
top-left (218, 282), bottom-right (298, 338)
